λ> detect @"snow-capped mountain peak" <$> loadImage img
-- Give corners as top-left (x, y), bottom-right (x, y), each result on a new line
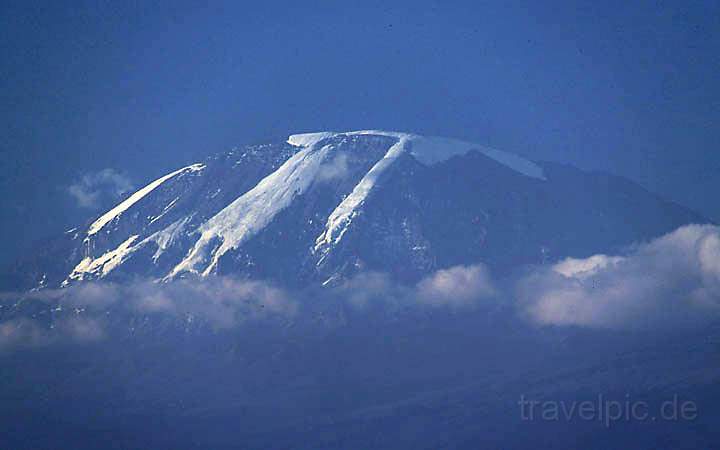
top-left (7, 130), bottom-right (703, 291)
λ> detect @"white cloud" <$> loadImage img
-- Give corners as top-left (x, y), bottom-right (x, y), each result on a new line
top-left (332, 264), bottom-right (497, 309)
top-left (415, 264), bottom-right (496, 307)
top-left (552, 255), bottom-right (624, 279)
top-left (315, 153), bottom-right (350, 183)
top-left (333, 272), bottom-right (400, 309)
top-left (517, 224), bottom-right (720, 329)
top-left (67, 169), bottom-right (134, 209)
top-left (5, 223), bottom-right (720, 352)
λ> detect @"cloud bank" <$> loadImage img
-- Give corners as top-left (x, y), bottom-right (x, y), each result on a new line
top-left (0, 277), bottom-right (296, 351)
top-left (518, 224), bottom-right (720, 329)
top-left (3, 224), bottom-right (720, 352)
top-left (0, 264), bottom-right (498, 351)
top-left (416, 264), bottom-right (497, 307)
top-left (329, 264), bottom-right (498, 309)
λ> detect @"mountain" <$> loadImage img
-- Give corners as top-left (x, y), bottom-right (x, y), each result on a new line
top-left (3, 130), bottom-right (706, 290)
top-left (1, 130), bottom-right (718, 450)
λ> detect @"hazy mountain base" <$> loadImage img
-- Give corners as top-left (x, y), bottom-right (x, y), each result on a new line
top-left (0, 289), bottom-right (718, 450)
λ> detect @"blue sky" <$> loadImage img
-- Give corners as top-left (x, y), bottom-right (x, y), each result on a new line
top-left (1, 0), bottom-right (719, 263)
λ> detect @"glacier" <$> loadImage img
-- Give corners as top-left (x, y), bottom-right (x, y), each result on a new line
top-left (87, 163), bottom-right (205, 236)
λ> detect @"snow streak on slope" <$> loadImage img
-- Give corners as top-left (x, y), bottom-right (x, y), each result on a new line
top-left (63, 235), bottom-right (140, 285)
top-left (87, 164), bottom-right (205, 236)
top-left (149, 197), bottom-right (180, 225)
top-left (314, 133), bottom-right (410, 255)
top-left (144, 217), bottom-right (191, 263)
top-left (168, 141), bottom-right (337, 278)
